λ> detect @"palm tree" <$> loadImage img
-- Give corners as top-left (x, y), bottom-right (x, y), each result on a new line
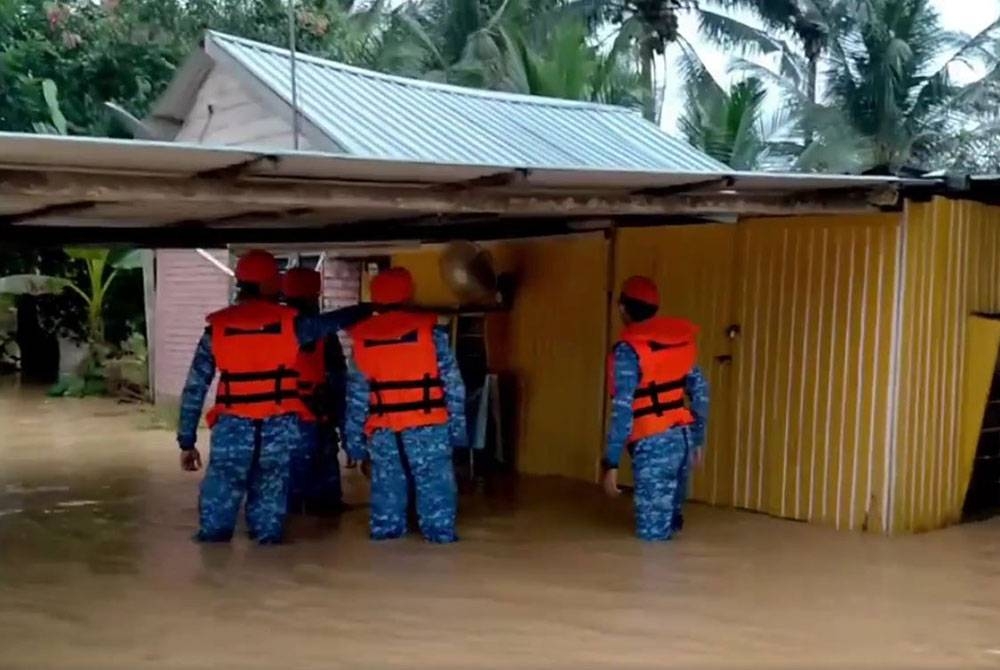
top-left (698, 1), bottom-right (829, 106)
top-left (509, 20), bottom-right (645, 106)
top-left (819, 0), bottom-right (1000, 172)
top-left (677, 44), bottom-right (784, 169)
top-left (729, 0), bottom-right (1000, 174)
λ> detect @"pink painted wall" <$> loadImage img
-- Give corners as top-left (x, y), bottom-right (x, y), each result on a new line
top-left (153, 252), bottom-right (361, 405)
top-left (153, 250), bottom-right (231, 404)
top-left (322, 257), bottom-right (362, 356)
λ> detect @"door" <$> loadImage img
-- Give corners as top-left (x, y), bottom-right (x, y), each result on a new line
top-left (611, 224), bottom-right (739, 503)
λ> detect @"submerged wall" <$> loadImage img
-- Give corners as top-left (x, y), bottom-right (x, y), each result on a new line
top-left (614, 215), bottom-right (901, 533)
top-left (397, 200), bottom-right (1000, 535)
top-left (394, 234), bottom-right (609, 482)
top-left (892, 199), bottom-right (1000, 533)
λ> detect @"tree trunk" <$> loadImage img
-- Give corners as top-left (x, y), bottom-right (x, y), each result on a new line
top-left (641, 42), bottom-right (655, 122)
top-left (804, 54), bottom-right (819, 146)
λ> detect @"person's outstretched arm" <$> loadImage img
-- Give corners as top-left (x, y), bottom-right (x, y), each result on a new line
top-left (296, 304), bottom-right (372, 345)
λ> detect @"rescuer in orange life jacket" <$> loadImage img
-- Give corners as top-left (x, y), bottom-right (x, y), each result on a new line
top-left (176, 250), bottom-right (369, 544)
top-left (344, 267), bottom-right (467, 543)
top-left (281, 267), bottom-right (349, 515)
top-left (602, 275), bottom-right (710, 541)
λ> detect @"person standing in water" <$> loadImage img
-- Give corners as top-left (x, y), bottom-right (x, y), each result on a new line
top-left (602, 275), bottom-right (710, 541)
top-left (281, 267), bottom-right (349, 516)
top-left (344, 267), bottom-right (467, 543)
top-left (176, 250), bottom-right (369, 544)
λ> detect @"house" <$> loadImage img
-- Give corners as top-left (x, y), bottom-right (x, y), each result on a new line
top-left (142, 31), bottom-right (727, 408)
top-left (4, 42), bottom-right (998, 535)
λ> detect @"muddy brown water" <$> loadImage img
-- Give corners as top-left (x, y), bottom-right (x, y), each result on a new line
top-left (1, 386), bottom-right (999, 669)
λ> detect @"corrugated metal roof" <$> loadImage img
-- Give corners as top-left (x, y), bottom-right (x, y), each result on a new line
top-left (0, 132), bottom-right (902, 194)
top-left (203, 31), bottom-right (727, 172)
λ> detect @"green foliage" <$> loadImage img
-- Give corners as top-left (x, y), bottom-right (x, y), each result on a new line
top-left (5, 0), bottom-right (1000, 177)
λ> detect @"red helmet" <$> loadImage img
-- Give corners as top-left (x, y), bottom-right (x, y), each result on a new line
top-left (620, 275), bottom-right (660, 308)
top-left (371, 267), bottom-right (414, 305)
top-left (235, 250), bottom-right (279, 296)
top-left (282, 267), bottom-right (322, 300)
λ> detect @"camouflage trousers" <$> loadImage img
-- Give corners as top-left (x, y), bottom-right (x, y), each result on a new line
top-left (289, 420), bottom-right (343, 514)
top-left (368, 424), bottom-right (457, 543)
top-left (631, 426), bottom-right (690, 541)
top-left (197, 413), bottom-right (300, 544)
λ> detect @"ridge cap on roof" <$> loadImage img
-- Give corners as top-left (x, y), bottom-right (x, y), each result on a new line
top-left (205, 30), bottom-right (643, 115)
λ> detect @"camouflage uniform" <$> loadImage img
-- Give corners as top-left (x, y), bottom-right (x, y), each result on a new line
top-left (287, 319), bottom-right (348, 514)
top-left (605, 343), bottom-right (709, 541)
top-left (345, 327), bottom-right (466, 543)
top-left (177, 305), bottom-right (368, 544)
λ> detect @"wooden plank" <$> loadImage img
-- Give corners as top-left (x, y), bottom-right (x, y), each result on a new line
top-left (0, 169), bottom-right (891, 220)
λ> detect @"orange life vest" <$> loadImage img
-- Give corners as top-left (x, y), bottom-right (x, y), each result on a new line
top-left (205, 300), bottom-right (309, 426)
top-left (295, 337), bottom-right (326, 422)
top-left (609, 317), bottom-right (699, 443)
top-left (348, 311), bottom-right (449, 434)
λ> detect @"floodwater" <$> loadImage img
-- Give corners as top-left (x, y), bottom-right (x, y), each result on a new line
top-left (1, 386), bottom-right (999, 669)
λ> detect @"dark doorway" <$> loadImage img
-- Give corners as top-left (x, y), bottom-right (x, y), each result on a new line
top-left (962, 341), bottom-right (1000, 521)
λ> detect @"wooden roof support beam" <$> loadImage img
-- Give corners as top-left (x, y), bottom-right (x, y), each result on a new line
top-left (0, 169), bottom-right (895, 220)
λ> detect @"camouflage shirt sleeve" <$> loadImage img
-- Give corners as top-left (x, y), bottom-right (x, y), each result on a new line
top-left (433, 326), bottom-right (467, 448)
top-left (176, 329), bottom-right (216, 450)
top-left (324, 334), bottom-right (347, 428)
top-left (603, 342), bottom-right (640, 469)
top-left (343, 365), bottom-right (370, 461)
top-left (686, 364), bottom-right (710, 449)
top-left (295, 304), bottom-right (371, 345)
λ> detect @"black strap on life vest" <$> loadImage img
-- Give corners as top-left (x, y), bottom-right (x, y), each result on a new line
top-left (370, 374), bottom-right (446, 416)
top-left (363, 330), bottom-right (419, 348)
top-left (217, 366), bottom-right (300, 407)
top-left (222, 321), bottom-right (283, 337)
top-left (632, 377), bottom-right (686, 418)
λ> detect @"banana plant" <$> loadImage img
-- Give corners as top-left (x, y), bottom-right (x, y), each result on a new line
top-left (0, 248), bottom-right (143, 345)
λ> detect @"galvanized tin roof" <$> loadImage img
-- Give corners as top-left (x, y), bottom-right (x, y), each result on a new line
top-left (202, 31), bottom-right (727, 172)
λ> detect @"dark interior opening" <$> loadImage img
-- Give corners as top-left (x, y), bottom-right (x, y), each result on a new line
top-left (962, 331), bottom-right (1000, 522)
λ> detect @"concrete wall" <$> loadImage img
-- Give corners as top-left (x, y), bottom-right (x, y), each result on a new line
top-left (153, 250), bottom-right (230, 404)
top-left (322, 255), bottom-right (362, 355)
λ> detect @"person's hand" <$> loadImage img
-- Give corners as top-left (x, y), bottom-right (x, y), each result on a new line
top-left (360, 459), bottom-right (372, 480)
top-left (602, 467), bottom-right (620, 498)
top-left (691, 447), bottom-right (705, 469)
top-left (691, 447), bottom-right (705, 468)
top-left (180, 448), bottom-right (202, 472)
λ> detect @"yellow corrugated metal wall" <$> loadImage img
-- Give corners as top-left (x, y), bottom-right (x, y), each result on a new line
top-left (390, 204), bottom-right (1000, 535)
top-left (893, 198), bottom-right (1000, 532)
top-left (393, 234), bottom-right (609, 481)
top-left (729, 214), bottom-right (902, 532)
top-left (612, 225), bottom-right (738, 504)
top-left (614, 215), bottom-right (901, 532)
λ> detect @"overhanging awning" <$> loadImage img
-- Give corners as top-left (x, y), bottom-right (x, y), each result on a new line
top-left (0, 133), bottom-right (913, 246)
